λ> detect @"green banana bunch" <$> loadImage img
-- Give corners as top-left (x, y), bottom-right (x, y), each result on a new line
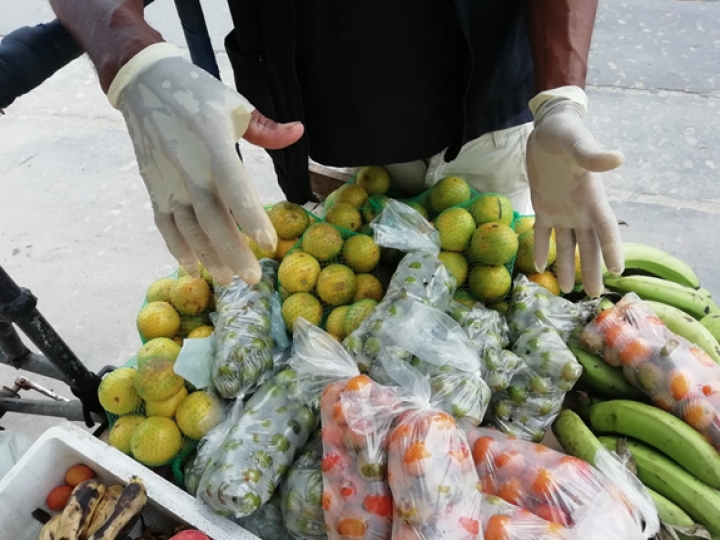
top-left (87, 476), bottom-right (147, 540)
top-left (646, 489), bottom-right (702, 540)
top-left (56, 479), bottom-right (105, 540)
top-left (616, 243), bottom-right (700, 289)
top-left (599, 436), bottom-right (720, 536)
top-left (551, 409), bottom-right (604, 465)
top-left (603, 274), bottom-right (718, 320)
top-left (588, 400), bottom-right (720, 489)
top-left (38, 515), bottom-right (62, 540)
top-left (569, 343), bottom-right (647, 400)
top-left (643, 300), bottom-right (720, 364)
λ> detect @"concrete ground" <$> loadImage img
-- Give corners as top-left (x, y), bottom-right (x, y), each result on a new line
top-left (0, 0), bottom-right (719, 439)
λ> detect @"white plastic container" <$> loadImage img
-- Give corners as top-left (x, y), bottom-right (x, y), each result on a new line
top-left (0, 422), bottom-right (259, 540)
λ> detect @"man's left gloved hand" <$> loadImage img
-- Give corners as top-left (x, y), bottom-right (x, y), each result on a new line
top-left (526, 85), bottom-right (624, 298)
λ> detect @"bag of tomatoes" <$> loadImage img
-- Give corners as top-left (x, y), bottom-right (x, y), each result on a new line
top-left (580, 293), bottom-right (720, 451)
top-left (467, 427), bottom-right (658, 540)
top-left (289, 319), bottom-right (403, 540)
top-left (379, 353), bottom-right (484, 540)
top-left (481, 495), bottom-right (574, 540)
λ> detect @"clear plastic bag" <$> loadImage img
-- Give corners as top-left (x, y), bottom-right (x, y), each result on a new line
top-left (281, 430), bottom-right (327, 540)
top-left (489, 326), bottom-right (581, 442)
top-left (369, 198), bottom-right (441, 256)
top-left (579, 293), bottom-right (720, 450)
top-left (289, 319), bottom-right (403, 540)
top-left (212, 259), bottom-right (280, 399)
top-left (368, 297), bottom-right (491, 428)
top-left (447, 301), bottom-right (522, 392)
top-left (343, 252), bottom-right (457, 374)
top-left (236, 492), bottom-right (290, 540)
top-left (197, 369), bottom-right (317, 518)
top-left (381, 354), bottom-right (484, 540)
top-left (506, 275), bottom-right (597, 343)
top-left (480, 495), bottom-right (575, 540)
top-left (467, 427), bottom-right (659, 539)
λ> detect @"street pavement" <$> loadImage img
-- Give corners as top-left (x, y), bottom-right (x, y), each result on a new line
top-left (0, 0), bottom-right (718, 438)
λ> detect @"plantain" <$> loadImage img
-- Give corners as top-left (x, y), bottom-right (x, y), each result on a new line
top-left (87, 476), bottom-right (147, 540)
top-left (84, 484), bottom-right (124, 539)
top-left (39, 514), bottom-right (62, 540)
top-left (618, 242), bottom-right (700, 289)
top-left (56, 479), bottom-right (106, 540)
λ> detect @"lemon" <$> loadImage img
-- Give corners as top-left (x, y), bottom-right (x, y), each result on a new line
top-left (515, 230), bottom-right (556, 274)
top-left (356, 167), bottom-right (390, 195)
top-left (325, 203), bottom-right (362, 232)
top-left (353, 274), bottom-right (384, 302)
top-left (108, 415), bottom-right (145, 454)
top-left (344, 300), bottom-right (378, 335)
top-left (468, 194), bottom-right (514, 226)
top-left (317, 265), bottom-right (358, 306)
top-left (342, 235), bottom-right (380, 273)
top-left (302, 223), bottom-right (344, 261)
top-left (98, 368), bottom-right (143, 415)
top-left (526, 271), bottom-right (561, 296)
top-left (436, 208), bottom-right (475, 252)
top-left (278, 252), bottom-right (321, 293)
top-left (467, 223), bottom-right (518, 266)
top-left (326, 306), bottom-right (350, 339)
top-left (267, 201), bottom-right (310, 239)
top-left (188, 325), bottom-right (214, 338)
top-left (169, 277), bottom-right (211, 315)
top-left (514, 216), bottom-right (535, 235)
top-left (429, 176), bottom-right (472, 213)
top-left (468, 266), bottom-right (512, 304)
top-left (146, 277), bottom-right (177, 303)
top-left (282, 293), bottom-right (323, 331)
top-left (145, 386), bottom-right (189, 418)
top-left (337, 184), bottom-right (369, 208)
top-left (438, 252), bottom-right (469, 287)
top-left (176, 391), bottom-right (223, 440)
top-left (137, 302), bottom-right (181, 340)
top-left (135, 357), bottom-right (185, 403)
top-left (130, 417), bottom-right (184, 466)
top-left (137, 337), bottom-right (181, 366)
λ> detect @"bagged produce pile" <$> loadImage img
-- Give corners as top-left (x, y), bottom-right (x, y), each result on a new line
top-left (289, 319), bottom-right (403, 540)
top-left (580, 292), bottom-right (720, 450)
top-left (103, 178), bottom-right (720, 539)
top-left (467, 427), bottom-right (658, 540)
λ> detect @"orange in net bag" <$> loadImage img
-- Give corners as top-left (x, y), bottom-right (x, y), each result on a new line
top-left (466, 427), bottom-right (658, 539)
top-left (580, 293), bottom-right (720, 450)
top-left (288, 319), bottom-right (404, 540)
top-left (378, 352), bottom-right (483, 540)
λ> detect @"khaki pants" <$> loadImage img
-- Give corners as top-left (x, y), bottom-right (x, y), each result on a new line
top-left (334, 122), bottom-right (534, 215)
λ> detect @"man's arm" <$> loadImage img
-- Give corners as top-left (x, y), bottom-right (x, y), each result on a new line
top-left (525, 0), bottom-right (599, 91)
top-left (48, 0), bottom-right (163, 93)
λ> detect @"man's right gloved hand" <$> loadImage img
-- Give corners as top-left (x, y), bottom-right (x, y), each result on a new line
top-left (108, 43), bottom-right (304, 285)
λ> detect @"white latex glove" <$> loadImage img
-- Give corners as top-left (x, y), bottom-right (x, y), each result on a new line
top-left (108, 43), bottom-right (302, 285)
top-left (527, 86), bottom-right (624, 297)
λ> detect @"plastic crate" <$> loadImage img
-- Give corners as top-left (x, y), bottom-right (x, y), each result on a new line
top-left (0, 423), bottom-right (258, 540)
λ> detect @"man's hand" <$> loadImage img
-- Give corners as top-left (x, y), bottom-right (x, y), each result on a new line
top-left (527, 86), bottom-right (624, 297)
top-left (109, 43), bottom-right (304, 285)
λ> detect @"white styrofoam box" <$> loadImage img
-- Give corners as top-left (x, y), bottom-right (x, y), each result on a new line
top-left (0, 422), bottom-right (259, 540)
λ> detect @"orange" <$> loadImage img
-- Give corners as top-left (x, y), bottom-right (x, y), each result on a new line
top-left (531, 468), bottom-right (555, 497)
top-left (484, 514), bottom-right (512, 540)
top-left (684, 399), bottom-right (716, 430)
top-left (497, 478), bottom-right (523, 505)
top-left (670, 369), bottom-right (693, 401)
top-left (619, 338), bottom-right (653, 367)
top-left (337, 518), bottom-right (367, 537)
top-left (472, 436), bottom-right (496, 465)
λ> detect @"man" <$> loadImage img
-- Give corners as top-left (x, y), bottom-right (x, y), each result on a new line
top-left (48, 0), bottom-right (624, 296)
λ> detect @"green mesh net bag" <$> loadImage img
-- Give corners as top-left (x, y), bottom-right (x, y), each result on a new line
top-left (277, 221), bottom-right (386, 341)
top-left (323, 166), bottom-right (408, 235)
top-left (98, 354), bottom-right (226, 479)
top-left (136, 266), bottom-right (215, 346)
